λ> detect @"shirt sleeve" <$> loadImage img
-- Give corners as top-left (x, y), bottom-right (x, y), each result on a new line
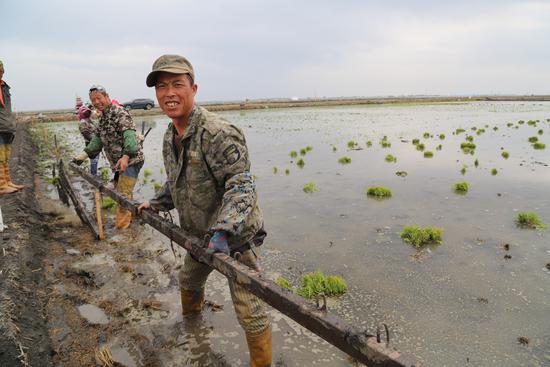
top-left (203, 125), bottom-right (257, 236)
top-left (84, 133), bottom-right (103, 157)
top-left (149, 181), bottom-right (175, 212)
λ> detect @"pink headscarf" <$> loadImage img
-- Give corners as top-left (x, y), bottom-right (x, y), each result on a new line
top-left (78, 105), bottom-right (92, 120)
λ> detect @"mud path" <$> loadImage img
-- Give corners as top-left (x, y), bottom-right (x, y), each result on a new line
top-left (0, 122), bottom-right (53, 366)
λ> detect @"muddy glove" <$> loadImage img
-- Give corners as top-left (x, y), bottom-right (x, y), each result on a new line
top-left (72, 151), bottom-right (89, 165)
top-left (206, 231), bottom-right (230, 255)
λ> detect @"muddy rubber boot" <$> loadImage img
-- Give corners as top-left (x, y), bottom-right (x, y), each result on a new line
top-left (180, 288), bottom-right (205, 316)
top-left (3, 145), bottom-right (24, 189)
top-left (114, 175), bottom-right (136, 229)
top-left (245, 327), bottom-right (272, 367)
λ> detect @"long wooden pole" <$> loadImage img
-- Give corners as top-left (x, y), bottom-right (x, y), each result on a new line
top-left (68, 162), bottom-right (419, 367)
top-left (94, 192), bottom-right (105, 240)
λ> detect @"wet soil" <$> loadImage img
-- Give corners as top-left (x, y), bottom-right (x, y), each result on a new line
top-left (0, 122), bottom-right (54, 366)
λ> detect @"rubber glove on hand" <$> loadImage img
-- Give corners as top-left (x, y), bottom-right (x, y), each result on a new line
top-left (206, 231), bottom-right (230, 255)
top-left (72, 151), bottom-right (89, 166)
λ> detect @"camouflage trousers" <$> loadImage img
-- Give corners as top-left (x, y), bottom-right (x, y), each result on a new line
top-left (179, 249), bottom-right (270, 334)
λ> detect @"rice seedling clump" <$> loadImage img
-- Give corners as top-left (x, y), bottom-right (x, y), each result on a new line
top-left (366, 186), bottom-right (392, 198)
top-left (516, 212), bottom-right (547, 230)
top-left (297, 271), bottom-right (348, 299)
top-left (303, 182), bottom-right (318, 193)
top-left (338, 156), bottom-right (351, 164)
top-left (400, 225), bottom-right (443, 248)
top-left (454, 181), bottom-right (469, 193)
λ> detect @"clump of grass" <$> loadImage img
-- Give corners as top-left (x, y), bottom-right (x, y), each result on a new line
top-left (456, 128), bottom-right (466, 134)
top-left (491, 168), bottom-right (498, 175)
top-left (366, 140), bottom-right (373, 147)
top-left (297, 158), bottom-right (305, 168)
top-left (303, 182), bottom-right (318, 193)
top-left (48, 176), bottom-right (60, 185)
top-left (412, 138), bottom-right (420, 145)
top-left (385, 154), bottom-right (397, 162)
top-left (332, 145), bottom-right (337, 152)
top-left (347, 140), bottom-right (358, 149)
top-left (518, 120), bottom-right (525, 125)
top-left (366, 186), bottom-right (392, 198)
top-left (100, 167), bottom-right (110, 182)
top-left (527, 120), bottom-right (537, 126)
top-left (528, 136), bottom-right (538, 143)
top-left (533, 142), bottom-right (546, 150)
top-left (153, 182), bottom-right (162, 193)
top-left (300, 148), bottom-right (307, 156)
top-left (493, 126), bottom-right (498, 131)
top-left (400, 225), bottom-right (443, 248)
top-left (461, 165), bottom-right (467, 175)
top-left (395, 171), bottom-right (408, 177)
top-left (506, 122), bottom-right (514, 127)
top-left (101, 197), bottom-right (117, 213)
top-left (416, 143), bottom-right (425, 151)
top-left (297, 271), bottom-right (348, 299)
top-left (501, 151), bottom-right (509, 159)
top-left (516, 212), bottom-right (547, 230)
top-left (275, 277), bottom-right (294, 291)
top-left (465, 135), bottom-right (474, 142)
top-left (424, 151), bottom-right (434, 158)
top-left (476, 128), bottom-right (486, 135)
top-left (423, 132), bottom-right (430, 139)
top-left (338, 156), bottom-right (351, 164)
top-left (474, 158), bottom-right (479, 167)
top-left (306, 145), bottom-right (313, 152)
top-left (273, 167), bottom-right (278, 174)
top-left (538, 129), bottom-right (543, 135)
top-left (285, 168), bottom-right (290, 175)
top-left (436, 144), bottom-right (442, 150)
top-left (471, 127), bottom-right (477, 131)
top-left (143, 169), bottom-right (152, 178)
top-left (290, 150), bottom-right (298, 158)
top-left (454, 181), bottom-right (469, 193)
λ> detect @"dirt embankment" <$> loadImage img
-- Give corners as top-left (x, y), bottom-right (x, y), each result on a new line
top-left (16, 95), bottom-right (550, 123)
top-left (0, 122), bottom-right (54, 366)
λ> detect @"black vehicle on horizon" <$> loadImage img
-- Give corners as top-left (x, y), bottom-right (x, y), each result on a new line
top-left (123, 98), bottom-right (155, 110)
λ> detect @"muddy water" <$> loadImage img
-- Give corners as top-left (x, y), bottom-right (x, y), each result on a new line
top-left (47, 102), bottom-right (549, 366)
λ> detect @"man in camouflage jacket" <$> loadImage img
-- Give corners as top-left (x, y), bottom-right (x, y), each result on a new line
top-left (74, 85), bottom-right (144, 229)
top-left (139, 55), bottom-right (271, 367)
top-left (0, 60), bottom-right (24, 195)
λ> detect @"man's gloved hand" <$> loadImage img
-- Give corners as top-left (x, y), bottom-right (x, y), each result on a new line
top-left (206, 231), bottom-right (230, 255)
top-left (72, 151), bottom-right (89, 166)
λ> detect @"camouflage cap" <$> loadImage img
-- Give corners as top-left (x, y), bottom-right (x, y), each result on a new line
top-left (146, 54), bottom-right (194, 87)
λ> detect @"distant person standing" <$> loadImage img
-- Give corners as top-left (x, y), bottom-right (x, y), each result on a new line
top-left (73, 85), bottom-right (144, 229)
top-left (0, 60), bottom-right (24, 195)
top-left (77, 104), bottom-right (99, 175)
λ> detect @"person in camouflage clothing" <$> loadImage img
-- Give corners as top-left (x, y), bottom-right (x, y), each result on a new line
top-left (73, 85), bottom-right (144, 229)
top-left (0, 60), bottom-right (24, 195)
top-left (138, 55), bottom-right (271, 367)
top-left (76, 104), bottom-right (99, 175)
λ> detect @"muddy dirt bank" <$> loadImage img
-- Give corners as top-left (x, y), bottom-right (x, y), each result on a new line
top-left (0, 122), bottom-right (53, 366)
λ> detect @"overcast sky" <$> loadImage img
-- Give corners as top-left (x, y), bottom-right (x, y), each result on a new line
top-left (1, 0), bottom-right (549, 111)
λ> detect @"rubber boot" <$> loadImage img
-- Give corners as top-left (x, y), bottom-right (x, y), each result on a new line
top-left (180, 288), bottom-right (205, 316)
top-left (245, 327), bottom-right (272, 367)
top-left (4, 144), bottom-right (24, 189)
top-left (115, 175), bottom-right (136, 229)
top-left (0, 145), bottom-right (17, 195)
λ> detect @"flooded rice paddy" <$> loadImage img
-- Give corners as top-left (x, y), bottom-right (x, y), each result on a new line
top-left (46, 101), bottom-right (550, 366)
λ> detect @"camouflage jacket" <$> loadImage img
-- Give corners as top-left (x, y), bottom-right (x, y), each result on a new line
top-left (0, 81), bottom-right (16, 134)
top-left (150, 105), bottom-right (264, 250)
top-left (84, 103), bottom-right (144, 168)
